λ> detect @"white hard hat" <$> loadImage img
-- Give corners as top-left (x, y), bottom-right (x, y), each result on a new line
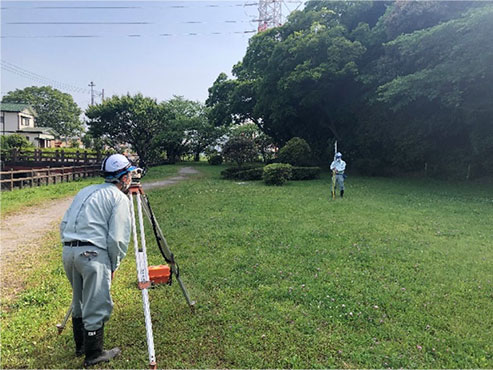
top-left (102, 154), bottom-right (136, 179)
top-left (335, 152), bottom-right (342, 158)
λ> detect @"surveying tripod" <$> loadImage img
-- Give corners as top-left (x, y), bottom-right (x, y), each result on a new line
top-left (128, 181), bottom-right (195, 369)
top-left (57, 179), bottom-right (195, 369)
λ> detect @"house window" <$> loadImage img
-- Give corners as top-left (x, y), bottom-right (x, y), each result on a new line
top-left (21, 117), bottom-right (31, 126)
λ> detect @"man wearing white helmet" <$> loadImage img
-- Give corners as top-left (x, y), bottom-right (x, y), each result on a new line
top-left (330, 152), bottom-right (346, 198)
top-left (60, 153), bottom-right (136, 367)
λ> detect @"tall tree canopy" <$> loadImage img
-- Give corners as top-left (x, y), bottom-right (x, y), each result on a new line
top-left (86, 93), bottom-right (170, 168)
top-left (153, 96), bottom-right (224, 162)
top-left (207, 1), bottom-right (493, 178)
top-left (2, 86), bottom-right (83, 138)
top-left (86, 94), bottom-right (221, 166)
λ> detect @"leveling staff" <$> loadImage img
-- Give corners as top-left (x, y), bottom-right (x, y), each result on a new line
top-left (61, 154), bottom-right (135, 367)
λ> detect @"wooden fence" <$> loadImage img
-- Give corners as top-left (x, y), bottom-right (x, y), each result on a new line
top-left (0, 149), bottom-right (104, 167)
top-left (0, 165), bottom-right (100, 191)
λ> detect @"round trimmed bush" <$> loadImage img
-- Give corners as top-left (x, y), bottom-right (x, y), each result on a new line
top-left (277, 137), bottom-right (312, 166)
top-left (263, 163), bottom-right (292, 186)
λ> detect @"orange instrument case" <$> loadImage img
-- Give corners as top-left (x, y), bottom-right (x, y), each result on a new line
top-left (148, 265), bottom-right (171, 285)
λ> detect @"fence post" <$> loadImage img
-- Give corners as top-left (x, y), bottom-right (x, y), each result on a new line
top-left (61, 150), bottom-right (65, 163)
top-left (84, 151), bottom-right (88, 164)
top-left (47, 167), bottom-right (51, 186)
top-left (31, 169), bottom-right (34, 188)
top-left (10, 168), bottom-right (14, 190)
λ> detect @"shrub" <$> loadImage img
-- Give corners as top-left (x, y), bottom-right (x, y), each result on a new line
top-left (291, 166), bottom-right (321, 180)
top-left (1, 134), bottom-right (33, 150)
top-left (208, 154), bottom-right (223, 165)
top-left (277, 137), bottom-right (312, 166)
top-left (221, 163), bottom-right (264, 179)
top-left (236, 167), bottom-right (264, 181)
top-left (263, 163), bottom-right (292, 186)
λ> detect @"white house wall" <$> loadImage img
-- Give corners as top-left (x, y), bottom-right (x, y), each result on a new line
top-left (1, 110), bottom-right (35, 133)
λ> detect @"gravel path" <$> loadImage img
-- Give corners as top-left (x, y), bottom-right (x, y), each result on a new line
top-left (0, 167), bottom-right (200, 263)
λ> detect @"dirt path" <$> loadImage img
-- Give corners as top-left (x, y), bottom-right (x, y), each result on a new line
top-left (0, 166), bottom-right (199, 270)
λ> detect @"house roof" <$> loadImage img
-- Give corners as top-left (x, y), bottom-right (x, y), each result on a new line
top-left (0, 102), bottom-right (37, 116)
top-left (19, 126), bottom-right (58, 136)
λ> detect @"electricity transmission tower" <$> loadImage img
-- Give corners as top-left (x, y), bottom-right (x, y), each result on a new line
top-left (257, 0), bottom-right (283, 32)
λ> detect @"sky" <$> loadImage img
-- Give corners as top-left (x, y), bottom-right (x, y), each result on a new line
top-left (1, 0), bottom-right (301, 110)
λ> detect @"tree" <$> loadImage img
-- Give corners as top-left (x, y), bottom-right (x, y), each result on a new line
top-left (86, 94), bottom-right (170, 168)
top-left (228, 123), bottom-right (274, 162)
top-left (207, 0), bottom-right (493, 177)
top-left (1, 134), bottom-right (33, 150)
top-left (369, 4), bottom-right (493, 175)
top-left (222, 136), bottom-right (258, 167)
top-left (81, 132), bottom-right (104, 152)
top-left (151, 96), bottom-right (223, 163)
top-left (2, 86), bottom-right (83, 138)
top-left (207, 5), bottom-right (368, 159)
top-left (171, 97), bottom-right (224, 162)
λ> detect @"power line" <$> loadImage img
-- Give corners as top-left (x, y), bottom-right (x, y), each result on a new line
top-left (0, 60), bottom-right (101, 95)
top-left (8, 21), bottom-right (152, 25)
top-left (6, 20), bottom-right (252, 25)
top-left (2, 3), bottom-right (255, 10)
top-left (1, 30), bottom-right (257, 39)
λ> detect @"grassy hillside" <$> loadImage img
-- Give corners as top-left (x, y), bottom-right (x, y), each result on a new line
top-left (1, 164), bottom-right (492, 368)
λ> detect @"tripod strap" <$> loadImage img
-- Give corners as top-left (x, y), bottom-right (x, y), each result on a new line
top-left (143, 194), bottom-right (179, 275)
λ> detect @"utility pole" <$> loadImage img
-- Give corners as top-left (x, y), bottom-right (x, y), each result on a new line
top-left (88, 81), bottom-right (96, 106)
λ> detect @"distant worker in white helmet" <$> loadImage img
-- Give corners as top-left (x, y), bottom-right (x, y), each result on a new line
top-left (330, 152), bottom-right (346, 198)
top-left (60, 153), bottom-right (136, 367)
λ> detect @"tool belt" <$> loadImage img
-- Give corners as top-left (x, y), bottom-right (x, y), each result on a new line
top-left (64, 240), bottom-right (95, 247)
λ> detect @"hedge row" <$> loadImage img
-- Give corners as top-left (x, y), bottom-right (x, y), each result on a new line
top-left (220, 163), bottom-right (265, 180)
top-left (221, 164), bottom-right (321, 184)
top-left (263, 163), bottom-right (292, 185)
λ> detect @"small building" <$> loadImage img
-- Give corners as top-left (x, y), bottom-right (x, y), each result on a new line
top-left (0, 102), bottom-right (58, 148)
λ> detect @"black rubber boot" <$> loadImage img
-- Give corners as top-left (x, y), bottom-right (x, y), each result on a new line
top-left (72, 317), bottom-right (84, 357)
top-left (83, 325), bottom-right (121, 368)
top-left (340, 190), bottom-right (344, 198)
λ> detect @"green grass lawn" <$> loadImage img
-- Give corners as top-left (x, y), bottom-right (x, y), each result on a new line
top-left (1, 164), bottom-right (492, 368)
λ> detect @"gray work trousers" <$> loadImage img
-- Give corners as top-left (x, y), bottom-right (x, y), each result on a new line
top-left (62, 245), bottom-right (113, 331)
top-left (335, 174), bottom-right (345, 191)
